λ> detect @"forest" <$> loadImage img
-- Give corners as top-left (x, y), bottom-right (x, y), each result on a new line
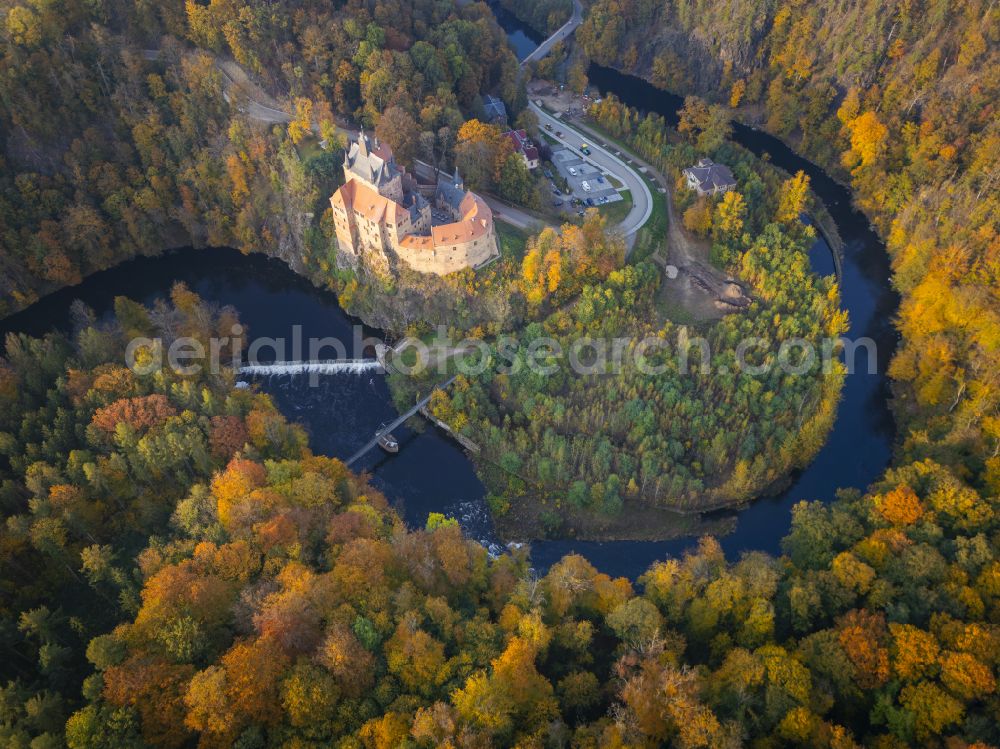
top-left (2, 290), bottom-right (998, 748)
top-left (577, 0), bottom-right (1000, 497)
top-left (0, 0), bottom-right (998, 745)
top-left (429, 204), bottom-right (845, 529)
top-left (0, 0), bottom-right (523, 317)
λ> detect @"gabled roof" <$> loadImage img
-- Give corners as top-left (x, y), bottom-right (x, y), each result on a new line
top-left (682, 158), bottom-right (736, 191)
top-left (331, 177), bottom-right (408, 224)
top-left (503, 129), bottom-right (539, 162)
top-left (344, 130), bottom-right (400, 187)
top-left (484, 95), bottom-right (507, 122)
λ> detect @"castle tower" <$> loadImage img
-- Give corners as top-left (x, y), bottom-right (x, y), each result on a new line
top-left (343, 129), bottom-right (404, 204)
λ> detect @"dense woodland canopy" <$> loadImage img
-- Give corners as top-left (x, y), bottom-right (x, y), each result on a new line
top-left (0, 0), bottom-right (523, 315)
top-left (1, 291), bottom-right (998, 748)
top-left (430, 205), bottom-right (845, 527)
top-left (577, 0), bottom-right (1000, 496)
top-left (0, 0), bottom-right (998, 745)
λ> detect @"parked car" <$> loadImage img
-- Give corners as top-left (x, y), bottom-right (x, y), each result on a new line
top-left (586, 197), bottom-right (594, 206)
top-left (569, 167), bottom-right (577, 176)
top-left (577, 210), bottom-right (585, 217)
top-left (544, 123), bottom-right (553, 131)
top-left (596, 175), bottom-right (605, 184)
top-left (581, 180), bottom-right (591, 191)
top-left (555, 130), bottom-right (563, 137)
top-left (552, 188), bottom-right (561, 196)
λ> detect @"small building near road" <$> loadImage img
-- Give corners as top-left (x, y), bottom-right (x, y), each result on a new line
top-left (483, 95), bottom-right (508, 125)
top-left (683, 158), bottom-right (737, 196)
top-left (503, 129), bottom-right (540, 170)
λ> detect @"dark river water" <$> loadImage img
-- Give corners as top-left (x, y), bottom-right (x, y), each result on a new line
top-left (490, 2), bottom-right (545, 61)
top-left (0, 14), bottom-right (899, 580)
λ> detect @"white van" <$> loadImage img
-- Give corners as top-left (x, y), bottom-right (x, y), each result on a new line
top-left (582, 180), bottom-right (591, 192)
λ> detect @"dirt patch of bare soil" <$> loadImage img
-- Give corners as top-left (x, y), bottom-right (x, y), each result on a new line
top-left (655, 176), bottom-right (750, 322)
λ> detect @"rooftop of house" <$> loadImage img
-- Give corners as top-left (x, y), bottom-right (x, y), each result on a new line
top-left (330, 178), bottom-right (407, 224)
top-left (504, 129), bottom-right (539, 162)
top-left (483, 95), bottom-right (507, 122)
top-left (344, 130), bottom-right (401, 187)
top-left (683, 158), bottom-right (736, 191)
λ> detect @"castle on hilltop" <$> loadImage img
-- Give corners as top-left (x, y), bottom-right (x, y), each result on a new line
top-left (330, 131), bottom-right (499, 276)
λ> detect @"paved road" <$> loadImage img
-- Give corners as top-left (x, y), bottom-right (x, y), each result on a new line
top-left (158, 54), bottom-right (548, 235)
top-left (481, 196), bottom-right (549, 231)
top-left (520, 0), bottom-right (584, 66)
top-left (529, 103), bottom-right (654, 240)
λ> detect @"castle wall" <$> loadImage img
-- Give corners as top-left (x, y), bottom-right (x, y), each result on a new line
top-left (395, 225), bottom-right (498, 276)
top-left (380, 174), bottom-right (404, 204)
top-left (331, 203), bottom-right (359, 261)
top-left (330, 139), bottom-right (498, 277)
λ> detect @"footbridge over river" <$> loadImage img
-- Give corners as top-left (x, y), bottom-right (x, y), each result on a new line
top-left (346, 376), bottom-right (458, 467)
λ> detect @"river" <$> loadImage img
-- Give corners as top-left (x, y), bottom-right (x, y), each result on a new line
top-left (0, 15), bottom-right (899, 580)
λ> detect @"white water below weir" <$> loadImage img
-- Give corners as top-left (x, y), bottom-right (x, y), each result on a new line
top-left (239, 359), bottom-right (382, 376)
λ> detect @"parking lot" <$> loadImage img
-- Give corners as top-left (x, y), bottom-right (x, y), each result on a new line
top-left (549, 146), bottom-right (622, 213)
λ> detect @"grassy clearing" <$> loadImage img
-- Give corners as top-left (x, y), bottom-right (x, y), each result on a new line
top-left (496, 222), bottom-right (531, 260)
top-left (599, 189), bottom-right (633, 225)
top-left (630, 188), bottom-right (669, 263)
top-left (654, 284), bottom-right (701, 327)
top-left (295, 136), bottom-right (326, 161)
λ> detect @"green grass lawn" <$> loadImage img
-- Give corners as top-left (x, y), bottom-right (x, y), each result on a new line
top-left (496, 222), bottom-right (531, 260)
top-left (630, 188), bottom-right (669, 263)
top-left (599, 189), bottom-right (633, 225)
top-left (295, 135), bottom-right (326, 161)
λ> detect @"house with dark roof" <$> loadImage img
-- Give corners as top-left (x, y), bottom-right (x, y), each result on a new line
top-left (483, 95), bottom-right (507, 124)
top-left (503, 129), bottom-right (540, 170)
top-left (682, 158), bottom-right (737, 196)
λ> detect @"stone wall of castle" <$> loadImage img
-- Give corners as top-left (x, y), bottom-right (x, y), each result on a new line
top-left (330, 133), bottom-right (499, 276)
top-left (394, 224), bottom-right (498, 276)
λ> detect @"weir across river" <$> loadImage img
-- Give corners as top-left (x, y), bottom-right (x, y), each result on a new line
top-left (238, 359), bottom-right (458, 467)
top-left (238, 359), bottom-right (381, 376)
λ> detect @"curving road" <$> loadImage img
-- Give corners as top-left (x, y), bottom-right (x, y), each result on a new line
top-left (146, 44), bottom-right (652, 238)
top-left (519, 0), bottom-right (584, 66)
top-left (529, 102), bottom-right (654, 241)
